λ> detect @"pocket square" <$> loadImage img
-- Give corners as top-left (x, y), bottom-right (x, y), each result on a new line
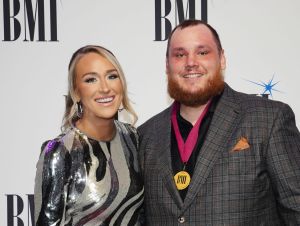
top-left (231, 137), bottom-right (250, 152)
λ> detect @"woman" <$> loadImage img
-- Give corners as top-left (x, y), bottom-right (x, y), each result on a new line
top-left (34, 45), bottom-right (144, 226)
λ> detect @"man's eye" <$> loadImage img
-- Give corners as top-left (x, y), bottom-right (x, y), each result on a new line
top-left (198, 51), bottom-right (208, 56)
top-left (84, 77), bottom-right (97, 83)
top-left (175, 53), bottom-right (185, 58)
top-left (108, 73), bottom-right (119, 80)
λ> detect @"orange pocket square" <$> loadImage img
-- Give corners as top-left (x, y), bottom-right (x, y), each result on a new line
top-left (231, 137), bottom-right (250, 152)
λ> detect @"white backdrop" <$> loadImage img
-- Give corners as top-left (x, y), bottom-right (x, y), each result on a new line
top-left (1, 0), bottom-right (300, 225)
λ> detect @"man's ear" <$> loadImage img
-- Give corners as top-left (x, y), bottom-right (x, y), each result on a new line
top-left (220, 49), bottom-right (226, 70)
top-left (166, 58), bottom-right (170, 75)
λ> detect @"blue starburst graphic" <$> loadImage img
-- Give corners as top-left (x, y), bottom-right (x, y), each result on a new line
top-left (244, 74), bottom-right (282, 98)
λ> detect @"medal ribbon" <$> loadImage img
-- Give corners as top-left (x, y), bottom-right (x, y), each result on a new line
top-left (171, 100), bottom-right (211, 163)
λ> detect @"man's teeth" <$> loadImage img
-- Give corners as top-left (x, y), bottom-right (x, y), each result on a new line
top-left (96, 97), bottom-right (114, 103)
top-left (183, 73), bottom-right (203, 78)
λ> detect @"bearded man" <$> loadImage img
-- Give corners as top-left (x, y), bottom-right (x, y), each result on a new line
top-left (138, 20), bottom-right (300, 225)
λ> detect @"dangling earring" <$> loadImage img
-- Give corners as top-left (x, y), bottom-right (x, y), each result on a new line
top-left (118, 103), bottom-right (124, 112)
top-left (76, 101), bottom-right (83, 118)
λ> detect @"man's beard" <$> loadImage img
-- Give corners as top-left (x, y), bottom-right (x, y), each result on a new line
top-left (167, 71), bottom-right (224, 107)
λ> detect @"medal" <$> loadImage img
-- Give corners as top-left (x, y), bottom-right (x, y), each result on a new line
top-left (171, 100), bottom-right (211, 190)
top-left (174, 170), bottom-right (191, 190)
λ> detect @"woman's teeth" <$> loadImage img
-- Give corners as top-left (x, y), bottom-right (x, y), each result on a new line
top-left (96, 97), bottom-right (113, 103)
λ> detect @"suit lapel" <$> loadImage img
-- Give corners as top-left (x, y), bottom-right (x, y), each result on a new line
top-left (156, 107), bottom-right (184, 209)
top-left (183, 85), bottom-right (241, 211)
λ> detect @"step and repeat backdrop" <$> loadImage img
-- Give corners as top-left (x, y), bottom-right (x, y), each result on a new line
top-left (1, 0), bottom-right (300, 225)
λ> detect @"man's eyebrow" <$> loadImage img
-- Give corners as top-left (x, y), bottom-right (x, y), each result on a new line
top-left (171, 47), bottom-right (185, 52)
top-left (196, 45), bottom-right (210, 49)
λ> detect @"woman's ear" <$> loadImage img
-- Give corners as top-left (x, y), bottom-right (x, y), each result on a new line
top-left (74, 88), bottom-right (80, 102)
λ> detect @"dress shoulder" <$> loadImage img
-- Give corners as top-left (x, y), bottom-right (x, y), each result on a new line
top-left (115, 120), bottom-right (139, 149)
top-left (39, 128), bottom-right (78, 157)
top-left (115, 120), bottom-right (137, 133)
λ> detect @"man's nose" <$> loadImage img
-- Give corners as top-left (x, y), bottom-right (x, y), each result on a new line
top-left (185, 54), bottom-right (199, 69)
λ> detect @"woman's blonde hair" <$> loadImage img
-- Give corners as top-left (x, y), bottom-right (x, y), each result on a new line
top-left (62, 45), bottom-right (137, 131)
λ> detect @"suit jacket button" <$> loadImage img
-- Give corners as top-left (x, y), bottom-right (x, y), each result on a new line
top-left (178, 216), bottom-right (185, 223)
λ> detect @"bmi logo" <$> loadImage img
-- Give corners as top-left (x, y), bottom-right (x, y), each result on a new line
top-left (6, 194), bottom-right (34, 226)
top-left (2, 0), bottom-right (58, 41)
top-left (154, 0), bottom-right (208, 41)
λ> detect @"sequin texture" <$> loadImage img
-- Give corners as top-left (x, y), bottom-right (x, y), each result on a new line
top-left (34, 121), bottom-right (144, 226)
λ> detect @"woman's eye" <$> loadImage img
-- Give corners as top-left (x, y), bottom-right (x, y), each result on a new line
top-left (84, 77), bottom-right (97, 83)
top-left (108, 73), bottom-right (119, 80)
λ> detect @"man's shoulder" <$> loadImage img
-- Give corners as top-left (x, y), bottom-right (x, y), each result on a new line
top-left (138, 106), bottom-right (172, 133)
top-left (225, 84), bottom-right (289, 112)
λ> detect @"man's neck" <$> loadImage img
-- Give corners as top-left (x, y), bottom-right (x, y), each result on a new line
top-left (180, 102), bottom-right (209, 126)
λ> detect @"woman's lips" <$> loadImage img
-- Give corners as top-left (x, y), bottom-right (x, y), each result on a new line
top-left (95, 96), bottom-right (114, 103)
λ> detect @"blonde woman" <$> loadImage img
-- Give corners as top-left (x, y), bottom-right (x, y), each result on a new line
top-left (34, 45), bottom-right (143, 226)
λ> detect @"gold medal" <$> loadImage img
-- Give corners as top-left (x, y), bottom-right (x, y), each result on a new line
top-left (174, 171), bottom-right (191, 190)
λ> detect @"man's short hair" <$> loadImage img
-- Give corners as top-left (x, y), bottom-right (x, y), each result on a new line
top-left (166, 19), bottom-right (223, 57)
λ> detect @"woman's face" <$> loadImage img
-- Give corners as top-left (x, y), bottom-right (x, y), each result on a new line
top-left (75, 52), bottom-right (123, 122)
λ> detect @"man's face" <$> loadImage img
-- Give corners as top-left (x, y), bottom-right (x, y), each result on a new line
top-left (166, 24), bottom-right (226, 106)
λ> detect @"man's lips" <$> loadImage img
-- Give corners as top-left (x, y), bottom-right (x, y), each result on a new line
top-left (95, 96), bottom-right (114, 103)
top-left (182, 73), bottom-right (204, 78)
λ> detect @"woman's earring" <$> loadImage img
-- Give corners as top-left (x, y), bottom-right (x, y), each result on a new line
top-left (76, 101), bottom-right (83, 118)
top-left (118, 104), bottom-right (124, 112)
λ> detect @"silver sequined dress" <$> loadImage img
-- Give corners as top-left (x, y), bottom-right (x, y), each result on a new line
top-left (34, 121), bottom-right (144, 226)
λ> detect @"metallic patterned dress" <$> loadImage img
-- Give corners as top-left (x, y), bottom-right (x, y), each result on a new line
top-left (34, 121), bottom-right (144, 226)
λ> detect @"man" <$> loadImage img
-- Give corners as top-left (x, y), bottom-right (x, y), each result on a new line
top-left (138, 19), bottom-right (300, 225)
